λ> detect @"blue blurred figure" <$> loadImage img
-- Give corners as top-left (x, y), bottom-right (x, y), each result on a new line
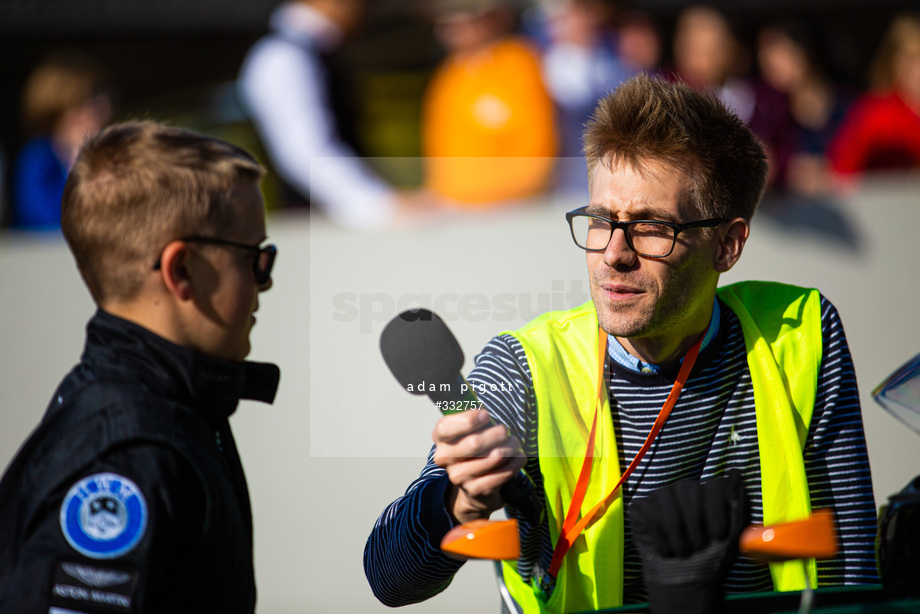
top-left (12, 51), bottom-right (111, 231)
top-left (533, 0), bottom-right (633, 200)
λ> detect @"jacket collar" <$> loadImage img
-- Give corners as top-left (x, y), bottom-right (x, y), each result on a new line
top-left (82, 310), bottom-right (280, 422)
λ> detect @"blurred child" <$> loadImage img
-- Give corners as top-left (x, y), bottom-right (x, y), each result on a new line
top-left (12, 51), bottom-right (111, 230)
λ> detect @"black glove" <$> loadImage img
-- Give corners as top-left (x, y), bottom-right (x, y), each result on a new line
top-left (629, 470), bottom-right (748, 614)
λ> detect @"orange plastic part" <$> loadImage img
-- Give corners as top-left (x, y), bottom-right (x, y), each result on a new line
top-left (440, 519), bottom-right (520, 561)
top-left (739, 509), bottom-right (838, 561)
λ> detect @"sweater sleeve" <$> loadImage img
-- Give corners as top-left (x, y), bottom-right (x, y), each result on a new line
top-left (0, 444), bottom-right (209, 613)
top-left (363, 333), bottom-right (542, 605)
top-left (362, 452), bottom-right (465, 607)
top-left (806, 296), bottom-right (880, 585)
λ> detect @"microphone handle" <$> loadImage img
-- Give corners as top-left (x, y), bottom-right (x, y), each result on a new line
top-left (428, 374), bottom-right (545, 526)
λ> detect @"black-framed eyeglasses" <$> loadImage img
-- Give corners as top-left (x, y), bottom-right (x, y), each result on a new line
top-left (153, 236), bottom-right (277, 285)
top-left (565, 207), bottom-right (726, 258)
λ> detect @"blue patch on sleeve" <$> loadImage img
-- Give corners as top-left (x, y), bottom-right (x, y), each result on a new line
top-left (59, 473), bottom-right (148, 560)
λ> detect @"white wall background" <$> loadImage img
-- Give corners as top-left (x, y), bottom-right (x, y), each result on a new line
top-left (2, 177), bottom-right (919, 612)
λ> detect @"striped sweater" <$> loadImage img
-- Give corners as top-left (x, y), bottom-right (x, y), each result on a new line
top-left (364, 295), bottom-right (879, 607)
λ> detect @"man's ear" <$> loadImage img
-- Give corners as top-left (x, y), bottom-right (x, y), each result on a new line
top-left (714, 218), bottom-right (750, 273)
top-left (158, 241), bottom-right (195, 301)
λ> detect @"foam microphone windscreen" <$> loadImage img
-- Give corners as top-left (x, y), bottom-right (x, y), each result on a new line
top-left (380, 309), bottom-right (464, 393)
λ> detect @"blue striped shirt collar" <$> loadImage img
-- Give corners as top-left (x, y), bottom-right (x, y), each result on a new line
top-left (607, 299), bottom-right (721, 375)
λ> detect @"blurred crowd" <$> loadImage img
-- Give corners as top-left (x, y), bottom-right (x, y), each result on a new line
top-left (3, 0), bottom-right (920, 231)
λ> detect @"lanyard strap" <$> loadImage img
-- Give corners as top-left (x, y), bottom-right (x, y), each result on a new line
top-left (546, 330), bottom-right (703, 578)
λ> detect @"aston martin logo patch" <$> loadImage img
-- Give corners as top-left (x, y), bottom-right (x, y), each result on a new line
top-left (50, 560), bottom-right (138, 612)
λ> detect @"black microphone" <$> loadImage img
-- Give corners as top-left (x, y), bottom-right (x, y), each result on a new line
top-left (380, 308), bottom-right (544, 526)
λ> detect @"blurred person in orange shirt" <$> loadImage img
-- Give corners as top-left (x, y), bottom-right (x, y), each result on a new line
top-left (422, 0), bottom-right (557, 206)
top-left (829, 13), bottom-right (920, 176)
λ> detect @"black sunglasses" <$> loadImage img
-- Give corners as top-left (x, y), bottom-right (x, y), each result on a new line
top-left (153, 236), bottom-right (277, 285)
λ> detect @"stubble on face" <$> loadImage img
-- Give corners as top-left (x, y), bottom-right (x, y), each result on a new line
top-left (590, 248), bottom-right (715, 339)
top-left (587, 159), bottom-right (718, 355)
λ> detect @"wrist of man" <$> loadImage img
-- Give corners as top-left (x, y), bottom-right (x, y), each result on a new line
top-left (445, 483), bottom-right (496, 524)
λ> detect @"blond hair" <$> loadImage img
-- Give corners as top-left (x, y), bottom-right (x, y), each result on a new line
top-left (61, 121), bottom-right (265, 304)
top-left (583, 74), bottom-right (768, 221)
top-left (21, 51), bottom-right (105, 136)
top-left (869, 13), bottom-right (920, 92)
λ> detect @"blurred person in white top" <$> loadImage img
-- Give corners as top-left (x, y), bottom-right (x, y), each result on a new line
top-left (239, 0), bottom-right (426, 229)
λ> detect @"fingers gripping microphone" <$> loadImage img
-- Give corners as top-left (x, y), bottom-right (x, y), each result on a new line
top-left (380, 309), bottom-right (544, 526)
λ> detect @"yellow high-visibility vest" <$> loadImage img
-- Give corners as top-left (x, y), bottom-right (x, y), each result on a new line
top-left (500, 281), bottom-right (823, 613)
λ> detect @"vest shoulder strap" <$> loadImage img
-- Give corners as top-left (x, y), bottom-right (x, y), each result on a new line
top-left (503, 302), bottom-right (624, 613)
top-left (718, 281), bottom-right (824, 591)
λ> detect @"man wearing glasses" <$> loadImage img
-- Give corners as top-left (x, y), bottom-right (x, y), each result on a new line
top-left (365, 75), bottom-right (878, 612)
top-left (0, 121), bottom-right (279, 613)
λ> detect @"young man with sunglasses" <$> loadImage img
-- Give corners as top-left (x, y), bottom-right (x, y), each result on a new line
top-left (365, 75), bottom-right (879, 612)
top-left (0, 121), bottom-right (279, 612)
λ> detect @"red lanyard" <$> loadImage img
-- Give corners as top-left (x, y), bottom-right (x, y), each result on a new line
top-left (546, 328), bottom-right (703, 578)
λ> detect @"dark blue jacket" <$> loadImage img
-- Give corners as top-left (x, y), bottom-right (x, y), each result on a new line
top-left (0, 310), bottom-right (279, 612)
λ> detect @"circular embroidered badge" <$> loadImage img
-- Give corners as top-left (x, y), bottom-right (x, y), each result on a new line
top-left (59, 473), bottom-right (148, 559)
